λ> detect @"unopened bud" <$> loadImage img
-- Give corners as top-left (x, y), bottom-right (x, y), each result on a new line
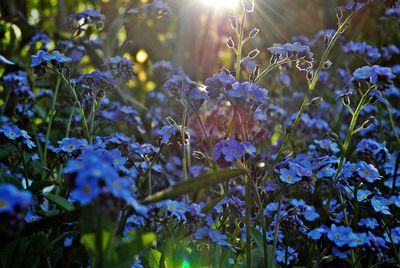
top-left (229, 17), bottom-right (238, 30)
top-left (270, 54), bottom-right (279, 65)
top-left (310, 96), bottom-right (323, 106)
top-left (248, 28), bottom-right (260, 39)
top-left (324, 34), bottom-right (330, 46)
top-left (248, 49), bottom-right (260, 59)
top-left (323, 60), bottom-right (333, 69)
top-left (336, 7), bottom-right (343, 21)
top-left (327, 131), bottom-right (339, 141)
top-left (241, 0), bottom-right (255, 13)
top-left (368, 95), bottom-right (378, 104)
top-left (226, 37), bottom-right (235, 49)
top-left (282, 149), bottom-right (293, 158)
top-left (341, 94), bottom-right (351, 106)
top-left (362, 116), bottom-right (376, 129)
top-left (306, 69), bottom-right (314, 81)
top-left (193, 150), bottom-right (206, 160)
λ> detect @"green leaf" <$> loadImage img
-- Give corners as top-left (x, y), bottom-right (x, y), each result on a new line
top-left (149, 249), bottom-right (162, 268)
top-left (81, 230), bottom-right (111, 255)
top-left (251, 228), bottom-right (276, 268)
top-left (45, 193), bottom-right (75, 211)
top-left (143, 168), bottom-right (246, 204)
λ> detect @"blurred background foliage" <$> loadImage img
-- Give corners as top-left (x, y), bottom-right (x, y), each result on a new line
top-left (0, 0), bottom-right (397, 84)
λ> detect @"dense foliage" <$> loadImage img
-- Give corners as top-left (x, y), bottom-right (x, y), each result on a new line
top-left (0, 0), bottom-right (400, 267)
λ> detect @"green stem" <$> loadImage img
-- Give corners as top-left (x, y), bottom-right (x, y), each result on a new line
top-left (58, 72), bottom-right (92, 143)
top-left (42, 77), bottom-right (61, 177)
top-left (245, 175), bottom-right (251, 268)
top-left (250, 177), bottom-right (268, 267)
top-left (235, 11), bottom-right (246, 81)
top-left (1, 87), bottom-right (12, 116)
top-left (271, 194), bottom-right (283, 268)
top-left (89, 97), bottom-right (97, 140)
top-left (384, 98), bottom-right (400, 148)
top-left (66, 107), bottom-right (75, 138)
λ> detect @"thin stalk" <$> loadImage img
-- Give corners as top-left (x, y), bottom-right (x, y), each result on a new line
top-left (271, 194), bottom-right (283, 268)
top-left (66, 107), bottom-right (75, 138)
top-left (1, 88), bottom-right (12, 116)
top-left (42, 77), bottom-right (61, 177)
top-left (89, 96), bottom-right (97, 140)
top-left (235, 11), bottom-right (246, 81)
top-left (250, 177), bottom-right (268, 267)
top-left (181, 106), bottom-right (189, 203)
top-left (384, 99), bottom-right (400, 148)
top-left (244, 174), bottom-right (251, 268)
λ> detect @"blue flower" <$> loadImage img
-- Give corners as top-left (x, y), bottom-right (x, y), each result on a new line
top-left (370, 196), bottom-right (392, 215)
top-left (64, 236), bottom-right (73, 247)
top-left (69, 174), bottom-right (101, 205)
top-left (317, 165), bottom-right (336, 179)
top-left (58, 137), bottom-right (88, 153)
top-left (246, 84), bottom-right (268, 103)
top-left (358, 218), bottom-right (379, 230)
top-left (353, 65), bottom-right (394, 84)
top-left (31, 50), bottom-right (72, 67)
top-left (357, 189), bottom-right (372, 202)
top-left (356, 161), bottom-right (380, 183)
top-left (220, 139), bottom-right (244, 162)
top-left (275, 246), bottom-right (297, 265)
top-left (327, 224), bottom-right (355, 247)
top-left (384, 227), bottom-right (400, 244)
top-left (162, 200), bottom-right (188, 223)
top-left (1, 125), bottom-right (22, 140)
top-left (106, 56), bottom-right (135, 80)
top-left (157, 125), bottom-right (178, 144)
top-left (194, 226), bottom-right (209, 240)
top-left (0, 184), bottom-right (32, 213)
top-left (279, 168), bottom-right (302, 184)
top-left (228, 82), bottom-right (248, 98)
top-left (208, 229), bottom-right (235, 251)
top-left (349, 232), bottom-right (369, 247)
top-left (24, 210), bottom-right (41, 222)
top-left (303, 207), bottom-right (320, 221)
top-left (308, 226), bottom-right (328, 240)
top-left (332, 247), bottom-right (349, 259)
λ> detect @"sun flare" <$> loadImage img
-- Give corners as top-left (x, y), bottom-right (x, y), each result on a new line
top-left (200, 0), bottom-right (240, 9)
